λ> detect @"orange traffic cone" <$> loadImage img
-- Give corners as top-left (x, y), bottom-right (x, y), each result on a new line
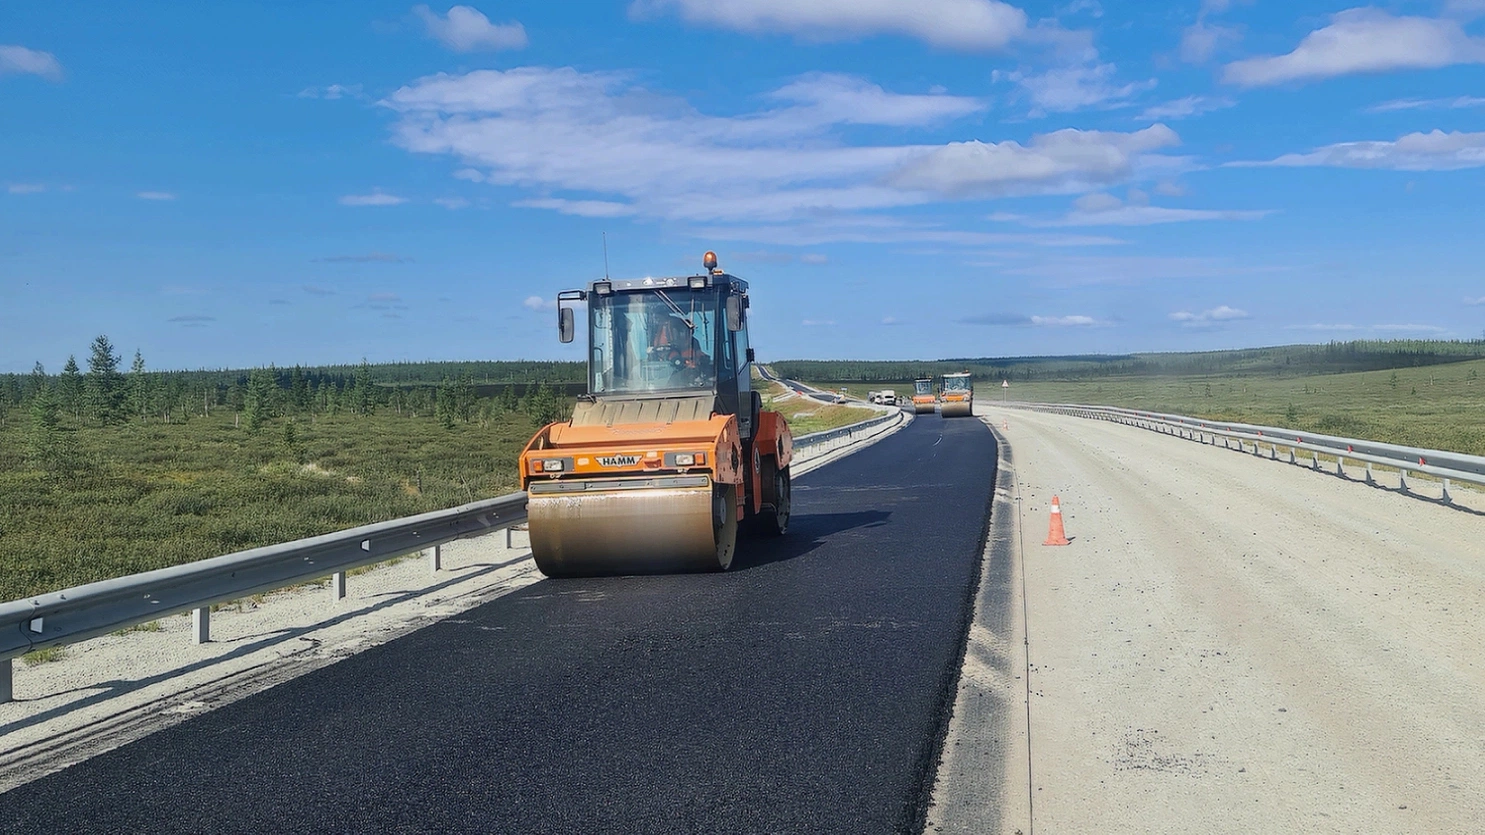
top-left (1043, 495), bottom-right (1070, 546)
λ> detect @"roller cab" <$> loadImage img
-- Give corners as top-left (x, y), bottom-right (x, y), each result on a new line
top-left (940, 371), bottom-right (973, 418)
top-left (520, 252), bottom-right (793, 578)
top-left (911, 378), bottom-right (937, 415)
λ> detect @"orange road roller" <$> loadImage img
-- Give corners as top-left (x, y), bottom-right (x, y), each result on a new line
top-left (940, 371), bottom-right (973, 418)
top-left (519, 252), bottom-right (793, 577)
top-left (911, 378), bottom-right (937, 415)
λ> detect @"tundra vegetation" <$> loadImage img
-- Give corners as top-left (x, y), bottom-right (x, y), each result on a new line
top-left (0, 337), bottom-right (577, 601)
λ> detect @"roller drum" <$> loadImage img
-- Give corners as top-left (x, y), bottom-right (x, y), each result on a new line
top-left (941, 400), bottom-right (973, 418)
top-left (528, 481), bottom-right (737, 577)
top-left (914, 402), bottom-right (936, 415)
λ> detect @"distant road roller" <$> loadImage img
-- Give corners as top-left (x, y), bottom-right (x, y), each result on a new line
top-left (940, 372), bottom-right (973, 417)
top-left (519, 252), bottom-right (793, 577)
top-left (911, 378), bottom-right (936, 414)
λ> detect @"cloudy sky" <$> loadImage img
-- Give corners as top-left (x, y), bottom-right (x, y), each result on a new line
top-left (4, 0), bottom-right (1485, 372)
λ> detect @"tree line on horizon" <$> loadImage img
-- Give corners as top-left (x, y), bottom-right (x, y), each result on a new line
top-left (773, 338), bottom-right (1485, 384)
top-left (2, 336), bottom-right (575, 474)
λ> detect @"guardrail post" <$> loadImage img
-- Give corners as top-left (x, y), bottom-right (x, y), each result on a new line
top-left (505, 527), bottom-right (513, 549)
top-left (2, 658), bottom-right (11, 704)
top-left (193, 607), bottom-right (210, 644)
top-left (331, 571), bottom-right (347, 601)
top-left (1366, 462), bottom-right (1374, 484)
top-left (1289, 448), bottom-right (1297, 465)
top-left (1336, 457), bottom-right (1346, 478)
top-left (1400, 470), bottom-right (1409, 492)
top-left (429, 544), bottom-right (443, 573)
top-left (1311, 453), bottom-right (1320, 470)
top-left (1442, 478), bottom-right (1452, 503)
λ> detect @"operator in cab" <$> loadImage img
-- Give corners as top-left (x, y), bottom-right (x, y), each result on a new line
top-left (646, 304), bottom-right (712, 385)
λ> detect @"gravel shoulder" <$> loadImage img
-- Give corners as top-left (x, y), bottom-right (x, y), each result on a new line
top-left (977, 404), bottom-right (1485, 834)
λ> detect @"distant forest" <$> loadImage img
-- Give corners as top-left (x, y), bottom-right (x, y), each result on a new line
top-left (0, 337), bottom-right (585, 433)
top-left (771, 339), bottom-right (1485, 384)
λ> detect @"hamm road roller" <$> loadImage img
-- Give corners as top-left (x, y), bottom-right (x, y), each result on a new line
top-left (519, 252), bottom-right (793, 577)
top-left (940, 371), bottom-right (973, 418)
top-left (911, 378), bottom-right (936, 414)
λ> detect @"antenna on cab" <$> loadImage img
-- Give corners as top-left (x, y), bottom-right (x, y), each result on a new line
top-left (602, 232), bottom-right (610, 281)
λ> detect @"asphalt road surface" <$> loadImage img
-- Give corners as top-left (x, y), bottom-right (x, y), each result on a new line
top-left (0, 413), bottom-right (1000, 834)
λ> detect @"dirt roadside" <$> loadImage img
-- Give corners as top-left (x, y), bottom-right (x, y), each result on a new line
top-left (975, 405), bottom-right (1485, 834)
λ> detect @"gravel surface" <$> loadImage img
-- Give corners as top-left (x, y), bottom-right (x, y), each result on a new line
top-left (979, 405), bottom-right (1485, 835)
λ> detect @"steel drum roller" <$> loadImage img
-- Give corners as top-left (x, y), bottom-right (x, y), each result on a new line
top-left (528, 482), bottom-right (737, 577)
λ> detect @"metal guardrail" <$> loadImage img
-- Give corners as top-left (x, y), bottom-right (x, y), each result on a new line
top-left (0, 408), bottom-right (903, 702)
top-left (793, 408), bottom-right (904, 449)
top-left (1010, 402), bottom-right (1485, 496)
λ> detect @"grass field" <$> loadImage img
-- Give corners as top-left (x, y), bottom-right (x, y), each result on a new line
top-left (0, 412), bottom-right (539, 602)
top-left (801, 357), bottom-right (1485, 456)
top-left (757, 380), bottom-right (877, 435)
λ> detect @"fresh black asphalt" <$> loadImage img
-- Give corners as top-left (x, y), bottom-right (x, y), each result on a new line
top-left (0, 413), bottom-right (1000, 834)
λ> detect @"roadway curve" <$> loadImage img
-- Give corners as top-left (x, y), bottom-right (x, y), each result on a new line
top-left (0, 414), bottom-right (1000, 833)
top-left (977, 405), bottom-right (1485, 834)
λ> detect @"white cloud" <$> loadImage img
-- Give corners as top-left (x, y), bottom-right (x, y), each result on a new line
top-left (801, 319), bottom-right (837, 326)
top-left (299, 83), bottom-right (365, 100)
top-left (1374, 323), bottom-right (1447, 333)
top-left (889, 124), bottom-right (1183, 199)
top-left (1137, 95), bottom-right (1235, 121)
top-left (1170, 305), bottom-right (1249, 327)
top-left (1153, 180), bottom-right (1186, 197)
top-left (434, 196), bottom-right (471, 209)
top-left (881, 315), bottom-right (902, 325)
top-left (1223, 9), bottom-right (1485, 87)
top-left (698, 220), bottom-right (1123, 248)
top-left (1072, 192), bottom-right (1122, 213)
top-left (1030, 314), bottom-right (1099, 326)
top-left (339, 191), bottom-right (408, 206)
top-left (630, 0), bottom-right (1030, 51)
top-left (1445, 0), bottom-right (1485, 17)
top-left (1180, 21), bottom-right (1242, 64)
top-left (1049, 204), bottom-right (1270, 227)
top-left (137, 191), bottom-right (177, 200)
top-left (1466, 295), bottom-right (1485, 305)
top-left (514, 198), bottom-right (636, 217)
top-left (523, 295), bottom-right (556, 311)
top-left (414, 5), bottom-right (528, 52)
top-left (799, 253), bottom-right (829, 264)
top-left (1366, 95), bottom-right (1485, 112)
top-left (383, 66), bottom-right (1177, 231)
top-left (998, 62), bottom-right (1156, 114)
top-left (769, 73), bottom-right (985, 127)
top-left (994, 189), bottom-right (1268, 227)
top-left (0, 45), bottom-right (62, 80)
top-left (1235, 129), bottom-right (1485, 171)
top-left (7, 183), bottom-right (46, 194)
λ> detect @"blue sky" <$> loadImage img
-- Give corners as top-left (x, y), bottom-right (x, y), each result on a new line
top-left (4, 0), bottom-right (1485, 372)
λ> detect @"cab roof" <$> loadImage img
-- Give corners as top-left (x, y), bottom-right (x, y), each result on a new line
top-left (589, 273), bottom-right (747, 294)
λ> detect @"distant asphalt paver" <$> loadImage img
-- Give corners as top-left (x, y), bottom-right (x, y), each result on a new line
top-left (0, 415), bottom-right (1000, 834)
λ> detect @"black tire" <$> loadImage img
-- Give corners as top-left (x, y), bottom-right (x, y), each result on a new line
top-left (713, 483), bottom-right (739, 570)
top-left (752, 461), bottom-right (790, 536)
